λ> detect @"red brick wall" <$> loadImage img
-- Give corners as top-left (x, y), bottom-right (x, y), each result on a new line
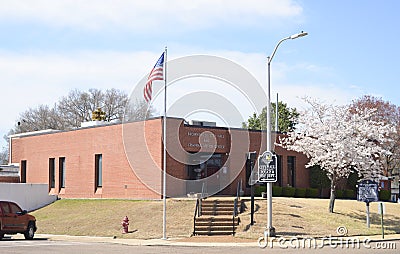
top-left (166, 120), bottom-right (310, 196)
top-left (11, 119), bottom-right (162, 199)
top-left (0, 176), bottom-right (20, 183)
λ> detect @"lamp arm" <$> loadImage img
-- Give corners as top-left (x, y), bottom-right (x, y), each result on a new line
top-left (268, 36), bottom-right (290, 64)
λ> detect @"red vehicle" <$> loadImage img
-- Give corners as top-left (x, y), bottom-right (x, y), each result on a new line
top-left (0, 201), bottom-right (37, 240)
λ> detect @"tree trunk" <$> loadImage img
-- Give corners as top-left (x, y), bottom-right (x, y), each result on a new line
top-left (329, 187), bottom-right (335, 213)
top-left (328, 176), bottom-right (336, 213)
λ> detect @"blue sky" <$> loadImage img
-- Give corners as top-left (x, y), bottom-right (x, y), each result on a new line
top-left (1, 0), bottom-right (399, 149)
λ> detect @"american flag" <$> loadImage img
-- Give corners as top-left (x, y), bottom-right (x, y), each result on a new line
top-left (144, 53), bottom-right (165, 102)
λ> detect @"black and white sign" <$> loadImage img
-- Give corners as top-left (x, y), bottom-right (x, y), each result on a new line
top-left (357, 180), bottom-right (379, 203)
top-left (258, 151), bottom-right (277, 183)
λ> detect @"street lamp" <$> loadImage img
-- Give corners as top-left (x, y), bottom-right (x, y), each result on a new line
top-left (265, 31), bottom-right (308, 237)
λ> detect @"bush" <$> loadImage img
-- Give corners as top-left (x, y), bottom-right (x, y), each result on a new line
top-left (344, 189), bottom-right (355, 199)
top-left (309, 165), bottom-right (331, 189)
top-left (336, 189), bottom-right (344, 199)
top-left (255, 185), bottom-right (266, 196)
top-left (379, 190), bottom-right (391, 201)
top-left (306, 188), bottom-right (319, 198)
top-left (295, 188), bottom-right (307, 198)
top-left (282, 187), bottom-right (296, 197)
top-left (272, 186), bottom-right (282, 197)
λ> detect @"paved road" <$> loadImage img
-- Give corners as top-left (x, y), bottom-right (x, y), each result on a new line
top-left (0, 238), bottom-right (399, 254)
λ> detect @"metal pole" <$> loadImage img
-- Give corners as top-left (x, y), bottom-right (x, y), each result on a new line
top-left (366, 202), bottom-right (370, 228)
top-left (250, 157), bottom-right (254, 226)
top-left (265, 31), bottom-right (307, 238)
top-left (275, 93), bottom-right (279, 133)
top-left (251, 184), bottom-right (254, 225)
top-left (380, 202), bottom-right (385, 239)
top-left (162, 47), bottom-right (167, 240)
top-left (266, 57), bottom-right (275, 237)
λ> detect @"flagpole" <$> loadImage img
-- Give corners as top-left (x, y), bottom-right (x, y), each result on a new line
top-left (162, 46), bottom-right (167, 240)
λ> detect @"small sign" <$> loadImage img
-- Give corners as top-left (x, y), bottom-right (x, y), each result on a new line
top-left (258, 151), bottom-right (277, 183)
top-left (357, 180), bottom-right (379, 203)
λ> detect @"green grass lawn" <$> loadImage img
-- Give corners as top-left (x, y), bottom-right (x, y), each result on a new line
top-left (31, 197), bottom-right (400, 239)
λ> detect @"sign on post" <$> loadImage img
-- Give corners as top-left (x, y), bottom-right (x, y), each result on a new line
top-left (258, 151), bottom-right (277, 183)
top-left (357, 180), bottom-right (379, 203)
top-left (357, 180), bottom-right (378, 229)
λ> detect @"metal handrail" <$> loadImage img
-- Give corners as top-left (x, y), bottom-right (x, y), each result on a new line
top-left (193, 198), bottom-right (200, 235)
top-left (233, 197), bottom-right (238, 217)
top-left (232, 197), bottom-right (238, 235)
top-left (236, 179), bottom-right (242, 201)
top-left (232, 180), bottom-right (243, 235)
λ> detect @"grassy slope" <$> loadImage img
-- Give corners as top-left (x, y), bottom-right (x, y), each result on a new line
top-left (32, 199), bottom-right (194, 239)
top-left (236, 197), bottom-right (400, 239)
top-left (31, 197), bottom-right (400, 239)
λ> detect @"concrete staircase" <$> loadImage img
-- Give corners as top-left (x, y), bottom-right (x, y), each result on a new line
top-left (193, 198), bottom-right (241, 236)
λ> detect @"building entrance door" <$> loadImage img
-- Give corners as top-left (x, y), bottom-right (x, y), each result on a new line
top-left (186, 153), bottom-right (222, 195)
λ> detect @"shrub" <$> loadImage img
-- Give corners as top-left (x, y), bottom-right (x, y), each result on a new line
top-left (295, 188), bottom-right (307, 198)
top-left (344, 189), bottom-right (355, 199)
top-left (309, 165), bottom-right (331, 189)
top-left (255, 185), bottom-right (266, 196)
top-left (282, 187), bottom-right (296, 197)
top-left (306, 188), bottom-right (319, 198)
top-left (379, 190), bottom-right (391, 201)
top-left (336, 189), bottom-right (344, 199)
top-left (272, 186), bottom-right (282, 197)
top-left (346, 172), bottom-right (359, 190)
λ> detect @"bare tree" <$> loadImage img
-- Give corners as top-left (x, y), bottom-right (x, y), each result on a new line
top-left (11, 88), bottom-right (131, 135)
top-left (57, 89), bottom-right (98, 127)
top-left (15, 104), bottom-right (65, 133)
top-left (56, 88), bottom-right (130, 127)
top-left (124, 99), bottom-right (157, 122)
top-left (103, 88), bottom-right (129, 121)
top-left (0, 142), bottom-right (8, 164)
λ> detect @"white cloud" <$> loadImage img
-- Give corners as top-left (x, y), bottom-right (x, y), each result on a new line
top-left (0, 0), bottom-right (303, 31)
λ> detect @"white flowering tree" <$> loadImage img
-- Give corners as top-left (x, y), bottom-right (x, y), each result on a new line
top-left (279, 98), bottom-right (394, 213)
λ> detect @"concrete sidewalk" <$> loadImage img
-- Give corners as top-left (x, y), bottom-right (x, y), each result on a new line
top-left (5, 233), bottom-right (399, 247)
top-left (29, 234), bottom-right (257, 247)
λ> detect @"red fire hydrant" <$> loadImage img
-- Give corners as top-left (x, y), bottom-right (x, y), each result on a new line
top-left (121, 216), bottom-right (129, 234)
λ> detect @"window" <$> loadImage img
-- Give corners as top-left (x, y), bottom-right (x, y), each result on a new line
top-left (49, 158), bottom-right (55, 189)
top-left (59, 157), bottom-right (66, 189)
top-left (187, 153), bottom-right (222, 180)
top-left (20, 160), bottom-right (27, 183)
top-left (0, 202), bottom-right (10, 214)
top-left (95, 154), bottom-right (102, 188)
top-left (9, 203), bottom-right (21, 214)
top-left (276, 155), bottom-right (283, 186)
top-left (287, 156), bottom-right (296, 187)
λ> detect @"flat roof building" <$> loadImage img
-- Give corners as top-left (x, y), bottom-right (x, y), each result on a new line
top-left (10, 117), bottom-right (309, 199)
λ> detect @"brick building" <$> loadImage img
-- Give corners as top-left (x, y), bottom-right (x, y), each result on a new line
top-left (9, 117), bottom-right (309, 199)
top-left (0, 164), bottom-right (20, 183)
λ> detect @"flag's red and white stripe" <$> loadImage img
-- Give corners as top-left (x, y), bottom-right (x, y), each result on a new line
top-left (144, 53), bottom-right (164, 102)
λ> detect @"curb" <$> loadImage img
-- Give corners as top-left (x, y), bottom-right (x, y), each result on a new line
top-left (34, 234), bottom-right (257, 247)
top-left (9, 233), bottom-right (400, 247)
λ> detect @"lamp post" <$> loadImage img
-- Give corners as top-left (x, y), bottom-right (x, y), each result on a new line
top-left (265, 31), bottom-right (307, 237)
